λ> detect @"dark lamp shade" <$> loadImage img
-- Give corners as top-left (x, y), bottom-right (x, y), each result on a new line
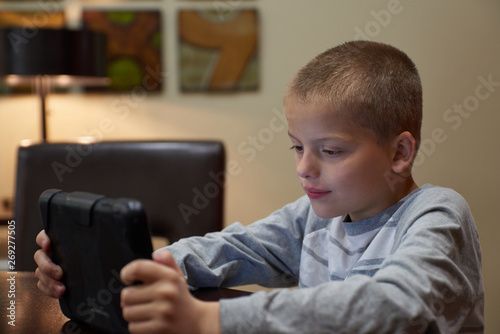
top-left (0, 28), bottom-right (109, 141)
top-left (0, 27), bottom-right (108, 85)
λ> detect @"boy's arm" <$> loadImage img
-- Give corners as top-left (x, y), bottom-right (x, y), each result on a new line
top-left (219, 192), bottom-right (483, 333)
top-left (165, 196), bottom-right (316, 289)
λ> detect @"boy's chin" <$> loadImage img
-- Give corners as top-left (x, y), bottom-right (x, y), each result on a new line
top-left (310, 203), bottom-right (340, 219)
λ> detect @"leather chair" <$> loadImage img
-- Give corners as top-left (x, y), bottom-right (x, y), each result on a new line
top-left (13, 140), bottom-right (225, 271)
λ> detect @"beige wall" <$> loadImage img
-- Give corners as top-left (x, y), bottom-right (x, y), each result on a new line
top-left (1, 1), bottom-right (499, 332)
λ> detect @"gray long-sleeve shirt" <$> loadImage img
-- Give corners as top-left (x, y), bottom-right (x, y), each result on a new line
top-left (166, 184), bottom-right (484, 333)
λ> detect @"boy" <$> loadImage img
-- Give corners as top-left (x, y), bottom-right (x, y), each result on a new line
top-left (35, 41), bottom-right (484, 333)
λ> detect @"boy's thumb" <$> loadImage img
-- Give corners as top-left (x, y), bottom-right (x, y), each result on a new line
top-left (152, 250), bottom-right (182, 273)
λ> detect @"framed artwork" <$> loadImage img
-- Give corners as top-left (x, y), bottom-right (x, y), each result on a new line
top-left (178, 9), bottom-right (259, 92)
top-left (82, 10), bottom-right (163, 92)
top-left (0, 10), bottom-right (64, 28)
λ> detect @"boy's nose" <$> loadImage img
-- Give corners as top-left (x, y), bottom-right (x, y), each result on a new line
top-left (296, 153), bottom-right (319, 179)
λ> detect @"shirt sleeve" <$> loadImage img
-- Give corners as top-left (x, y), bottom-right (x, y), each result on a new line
top-left (164, 196), bottom-right (313, 290)
top-left (219, 189), bottom-right (484, 333)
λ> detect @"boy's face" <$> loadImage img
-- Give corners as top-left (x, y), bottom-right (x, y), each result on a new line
top-left (285, 98), bottom-right (398, 221)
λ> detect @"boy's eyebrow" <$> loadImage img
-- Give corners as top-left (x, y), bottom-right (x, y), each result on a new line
top-left (287, 131), bottom-right (298, 140)
top-left (287, 131), bottom-right (355, 144)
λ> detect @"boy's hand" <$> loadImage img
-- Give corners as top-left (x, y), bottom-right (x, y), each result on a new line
top-left (120, 250), bottom-right (221, 334)
top-left (34, 230), bottom-right (66, 299)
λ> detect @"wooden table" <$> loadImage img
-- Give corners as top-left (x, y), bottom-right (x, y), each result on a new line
top-left (0, 271), bottom-right (250, 333)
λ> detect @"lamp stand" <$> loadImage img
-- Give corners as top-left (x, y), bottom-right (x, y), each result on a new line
top-left (34, 75), bottom-right (50, 141)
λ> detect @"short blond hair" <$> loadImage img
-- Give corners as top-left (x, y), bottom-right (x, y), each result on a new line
top-left (285, 41), bottom-right (422, 150)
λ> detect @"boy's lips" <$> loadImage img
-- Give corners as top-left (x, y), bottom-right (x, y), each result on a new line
top-left (303, 187), bottom-right (331, 199)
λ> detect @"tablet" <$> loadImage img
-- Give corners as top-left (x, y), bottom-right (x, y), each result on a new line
top-left (39, 189), bottom-right (153, 334)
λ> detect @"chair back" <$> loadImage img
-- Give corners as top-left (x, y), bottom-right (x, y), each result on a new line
top-left (14, 141), bottom-right (225, 271)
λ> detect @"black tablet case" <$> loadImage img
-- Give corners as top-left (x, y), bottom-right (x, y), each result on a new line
top-left (39, 189), bottom-right (153, 334)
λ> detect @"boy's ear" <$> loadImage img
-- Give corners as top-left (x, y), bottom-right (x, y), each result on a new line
top-left (391, 131), bottom-right (416, 174)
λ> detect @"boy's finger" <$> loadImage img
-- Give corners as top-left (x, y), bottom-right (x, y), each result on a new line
top-left (122, 302), bottom-right (156, 322)
top-left (34, 267), bottom-right (66, 298)
top-left (121, 259), bottom-right (177, 285)
top-left (36, 230), bottom-right (51, 250)
top-left (128, 320), bottom-right (168, 334)
top-left (152, 250), bottom-right (183, 275)
top-left (121, 281), bottom-right (177, 307)
top-left (34, 248), bottom-right (63, 280)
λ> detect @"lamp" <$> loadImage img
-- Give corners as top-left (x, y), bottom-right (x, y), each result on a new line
top-left (0, 27), bottom-right (109, 141)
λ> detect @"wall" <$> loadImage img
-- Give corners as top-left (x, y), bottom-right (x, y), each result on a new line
top-left (1, 1), bottom-right (499, 332)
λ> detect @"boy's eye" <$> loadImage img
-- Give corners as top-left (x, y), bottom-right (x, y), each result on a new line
top-left (323, 149), bottom-right (341, 156)
top-left (290, 145), bottom-right (304, 153)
